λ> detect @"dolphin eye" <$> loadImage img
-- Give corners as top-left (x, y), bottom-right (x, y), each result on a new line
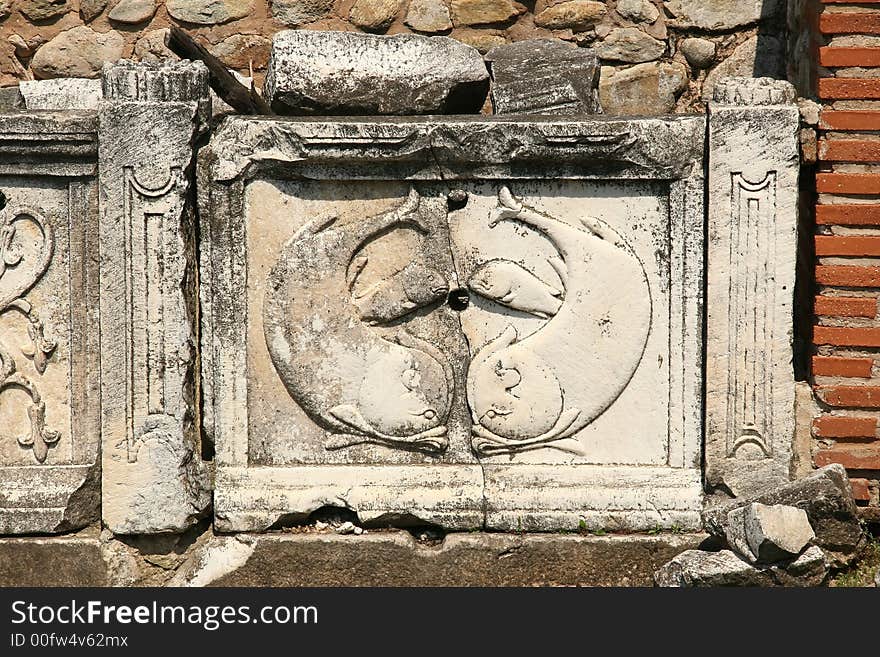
top-left (486, 410), bottom-right (496, 418)
top-left (423, 409), bottom-right (436, 420)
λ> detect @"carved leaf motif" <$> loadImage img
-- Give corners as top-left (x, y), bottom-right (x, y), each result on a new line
top-left (0, 205), bottom-right (60, 464)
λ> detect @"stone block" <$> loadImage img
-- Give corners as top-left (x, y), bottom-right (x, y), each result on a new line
top-left (0, 112), bottom-right (101, 534)
top-left (743, 503), bottom-right (815, 563)
top-left (19, 78), bottom-right (103, 111)
top-left (705, 77), bottom-right (799, 498)
top-left (703, 465), bottom-right (864, 565)
top-left (99, 61), bottom-right (212, 535)
top-left (263, 30), bottom-right (489, 115)
top-left (655, 549), bottom-right (775, 587)
top-left (485, 39), bottom-right (601, 115)
top-left (199, 115), bottom-right (705, 532)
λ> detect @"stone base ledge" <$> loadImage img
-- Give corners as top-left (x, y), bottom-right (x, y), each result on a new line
top-left (0, 530), bottom-right (707, 587)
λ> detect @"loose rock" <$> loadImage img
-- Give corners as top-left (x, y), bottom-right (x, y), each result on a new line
top-left (598, 61), bottom-right (687, 115)
top-left (449, 0), bottom-right (525, 26)
top-left (485, 39), bottom-right (600, 114)
top-left (0, 0), bottom-right (12, 19)
top-left (108, 0), bottom-right (157, 23)
top-left (680, 37), bottom-right (715, 69)
top-left (654, 550), bottom-right (774, 587)
top-left (616, 0), bottom-right (658, 23)
top-left (702, 465), bottom-right (865, 567)
top-left (349, 0), bottom-right (403, 31)
top-left (20, 0), bottom-right (68, 21)
top-left (165, 0), bottom-right (253, 25)
top-left (534, 0), bottom-right (606, 30)
top-left (594, 27), bottom-right (666, 63)
top-left (744, 503), bottom-right (815, 564)
top-left (664, 0), bottom-right (782, 30)
top-left (405, 0), bottom-right (453, 33)
top-left (264, 30), bottom-right (489, 115)
top-left (270, 0), bottom-right (334, 25)
top-left (769, 546), bottom-right (828, 587)
top-left (31, 26), bottom-right (125, 79)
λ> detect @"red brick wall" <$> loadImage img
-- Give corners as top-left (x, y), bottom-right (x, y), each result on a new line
top-left (815, 0), bottom-right (880, 508)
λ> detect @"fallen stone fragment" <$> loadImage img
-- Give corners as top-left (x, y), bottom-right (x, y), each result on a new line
top-left (485, 39), bottom-right (600, 115)
top-left (264, 30), bottom-right (489, 115)
top-left (768, 546), bottom-right (828, 587)
top-left (722, 505), bottom-right (756, 563)
top-left (703, 465), bottom-right (865, 567)
top-left (654, 549), bottom-right (774, 587)
top-left (19, 78), bottom-right (103, 110)
top-left (744, 503), bottom-right (815, 564)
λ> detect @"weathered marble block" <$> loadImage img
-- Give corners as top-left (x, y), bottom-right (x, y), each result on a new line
top-left (705, 78), bottom-right (800, 498)
top-left (0, 112), bottom-right (101, 534)
top-left (200, 115), bottom-right (705, 532)
top-left (99, 61), bottom-right (212, 535)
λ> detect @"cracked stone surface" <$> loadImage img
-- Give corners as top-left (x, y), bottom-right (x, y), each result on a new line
top-left (199, 114), bottom-right (705, 532)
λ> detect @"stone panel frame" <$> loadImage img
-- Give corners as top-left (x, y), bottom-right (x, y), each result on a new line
top-left (200, 115), bottom-right (706, 532)
top-left (0, 112), bottom-right (101, 534)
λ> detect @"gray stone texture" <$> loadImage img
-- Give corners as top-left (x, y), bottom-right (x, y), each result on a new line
top-left (743, 503), bottom-right (815, 563)
top-left (270, 0), bottom-right (335, 26)
top-left (703, 465), bottom-right (865, 566)
top-left (108, 0), bottom-right (157, 23)
top-left (19, 78), bottom-right (103, 110)
top-left (165, 0), bottom-right (253, 24)
top-left (702, 35), bottom-right (786, 101)
top-left (264, 31), bottom-right (490, 115)
top-left (594, 27), bottom-right (666, 63)
top-left (485, 39), bottom-right (601, 115)
top-left (405, 0), bottom-right (453, 32)
top-left (680, 37), bottom-right (715, 69)
top-left (664, 0), bottom-right (782, 30)
top-left (80, 0), bottom-right (108, 21)
top-left (654, 546), bottom-right (827, 587)
top-left (99, 61), bottom-right (212, 535)
top-left (616, 0), bottom-right (658, 23)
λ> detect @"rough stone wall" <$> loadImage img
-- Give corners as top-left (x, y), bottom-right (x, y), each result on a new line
top-left (813, 0), bottom-right (880, 516)
top-left (0, 0), bottom-right (787, 114)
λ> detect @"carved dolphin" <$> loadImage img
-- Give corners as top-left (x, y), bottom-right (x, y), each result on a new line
top-left (467, 187), bottom-right (652, 456)
top-left (263, 188), bottom-right (454, 454)
top-left (467, 259), bottom-right (563, 319)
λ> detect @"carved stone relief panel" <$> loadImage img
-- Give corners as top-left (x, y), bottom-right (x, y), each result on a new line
top-left (201, 116), bottom-right (705, 532)
top-left (0, 113), bottom-right (100, 534)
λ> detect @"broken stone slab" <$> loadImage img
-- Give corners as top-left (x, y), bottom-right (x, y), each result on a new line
top-left (663, 0), bottom-right (783, 31)
top-left (264, 30), bottom-right (489, 115)
top-left (655, 549), bottom-right (775, 587)
top-left (19, 78), bottom-right (103, 111)
top-left (598, 61), bottom-right (687, 115)
top-left (484, 39), bottom-right (601, 115)
top-left (655, 546), bottom-right (828, 587)
top-left (744, 503), bottom-right (815, 563)
top-left (173, 532), bottom-right (705, 587)
top-left (99, 61), bottom-right (212, 535)
top-left (703, 465), bottom-right (865, 566)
